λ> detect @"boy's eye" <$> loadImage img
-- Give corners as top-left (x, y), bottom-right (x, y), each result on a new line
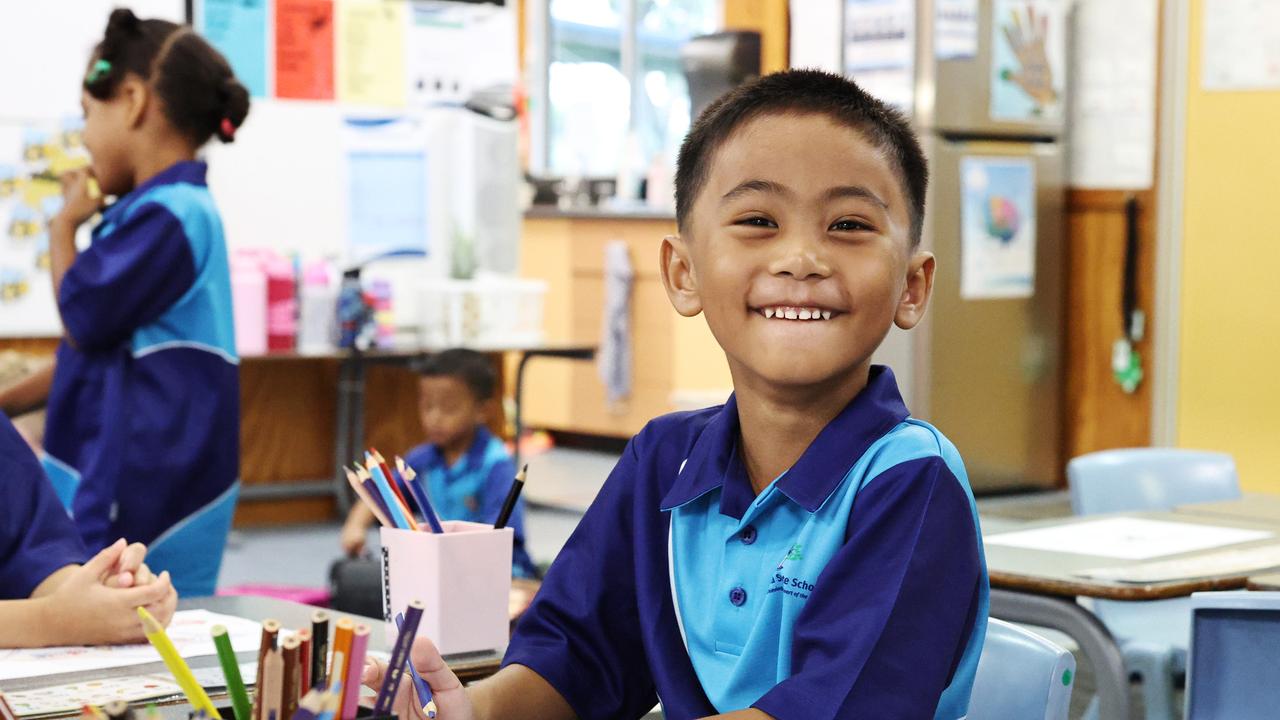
top-left (736, 216), bottom-right (777, 229)
top-left (830, 219), bottom-right (875, 232)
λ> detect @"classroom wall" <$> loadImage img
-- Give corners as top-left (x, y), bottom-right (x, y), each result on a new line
top-left (1176, 0), bottom-right (1280, 492)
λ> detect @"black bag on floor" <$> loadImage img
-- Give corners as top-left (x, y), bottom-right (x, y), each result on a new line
top-left (327, 556), bottom-right (383, 619)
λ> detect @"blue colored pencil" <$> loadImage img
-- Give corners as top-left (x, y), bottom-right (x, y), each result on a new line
top-left (396, 613), bottom-right (437, 718)
top-left (374, 600), bottom-right (424, 715)
top-left (361, 463), bottom-right (411, 530)
top-left (397, 459), bottom-right (444, 534)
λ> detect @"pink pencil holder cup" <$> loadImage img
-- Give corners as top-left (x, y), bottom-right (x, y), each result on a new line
top-left (380, 521), bottom-right (514, 655)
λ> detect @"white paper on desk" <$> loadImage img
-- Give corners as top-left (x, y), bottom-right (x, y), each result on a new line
top-left (0, 610), bottom-right (260, 682)
top-left (3, 663), bottom-right (256, 718)
top-left (984, 517), bottom-right (1273, 560)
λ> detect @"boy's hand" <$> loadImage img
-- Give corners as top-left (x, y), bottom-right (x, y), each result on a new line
top-left (362, 636), bottom-right (472, 720)
top-left (42, 540), bottom-right (177, 645)
top-left (101, 538), bottom-right (150, 588)
top-left (53, 167), bottom-right (103, 229)
top-left (341, 518), bottom-right (368, 557)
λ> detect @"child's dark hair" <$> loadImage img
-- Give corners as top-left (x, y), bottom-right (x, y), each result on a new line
top-left (675, 69), bottom-right (928, 246)
top-left (418, 349), bottom-right (496, 402)
top-left (84, 9), bottom-right (250, 146)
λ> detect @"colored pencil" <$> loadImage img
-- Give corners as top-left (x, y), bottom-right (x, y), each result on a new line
top-left (494, 464), bottom-right (528, 530)
top-left (254, 619), bottom-right (282, 720)
top-left (396, 613), bottom-right (438, 718)
top-left (314, 682), bottom-right (342, 720)
top-left (288, 689), bottom-right (323, 720)
top-left (340, 624), bottom-right (370, 720)
top-left (363, 461), bottom-right (414, 530)
top-left (261, 649), bottom-right (284, 720)
top-left (374, 600), bottom-right (425, 715)
top-left (345, 467), bottom-right (393, 528)
top-left (213, 624), bottom-right (252, 720)
top-left (0, 693), bottom-right (17, 720)
top-left (370, 449), bottom-right (411, 515)
top-left (102, 701), bottom-right (132, 720)
top-left (311, 611), bottom-right (330, 690)
top-left (399, 460), bottom-right (444, 533)
top-left (281, 635), bottom-right (302, 720)
top-left (296, 628), bottom-right (313, 693)
top-left (137, 607), bottom-right (221, 718)
top-left (329, 618), bottom-right (355, 696)
top-left (368, 454), bottom-right (418, 530)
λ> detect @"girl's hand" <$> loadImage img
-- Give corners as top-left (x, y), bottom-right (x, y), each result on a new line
top-left (362, 636), bottom-right (473, 720)
top-left (42, 541), bottom-right (177, 645)
top-left (54, 167), bottom-right (104, 229)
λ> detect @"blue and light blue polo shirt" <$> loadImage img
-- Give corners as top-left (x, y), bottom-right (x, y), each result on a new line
top-left (0, 413), bottom-right (88, 599)
top-left (405, 424), bottom-right (537, 578)
top-left (43, 160), bottom-right (240, 597)
top-left (504, 366), bottom-right (987, 719)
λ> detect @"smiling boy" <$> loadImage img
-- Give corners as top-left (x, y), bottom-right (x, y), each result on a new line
top-left (365, 70), bottom-right (988, 720)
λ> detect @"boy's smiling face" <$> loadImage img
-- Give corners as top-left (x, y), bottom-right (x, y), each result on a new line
top-left (661, 112), bottom-right (934, 393)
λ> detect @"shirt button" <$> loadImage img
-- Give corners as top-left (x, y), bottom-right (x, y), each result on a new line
top-left (740, 525), bottom-right (757, 545)
top-left (729, 586), bottom-right (748, 606)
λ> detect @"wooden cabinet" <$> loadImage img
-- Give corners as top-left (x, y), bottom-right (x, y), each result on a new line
top-left (518, 213), bottom-right (733, 438)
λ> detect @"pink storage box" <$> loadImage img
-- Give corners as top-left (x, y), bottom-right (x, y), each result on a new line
top-left (380, 521), bottom-right (513, 655)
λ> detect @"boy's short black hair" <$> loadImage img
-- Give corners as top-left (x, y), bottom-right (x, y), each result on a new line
top-left (418, 349), bottom-right (495, 402)
top-left (675, 69), bottom-right (928, 246)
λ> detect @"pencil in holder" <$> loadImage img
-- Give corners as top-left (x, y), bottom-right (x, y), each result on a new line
top-left (380, 521), bottom-right (513, 655)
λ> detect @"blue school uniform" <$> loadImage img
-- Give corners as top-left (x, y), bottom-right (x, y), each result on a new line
top-left (504, 366), bottom-right (988, 720)
top-left (405, 424), bottom-right (537, 578)
top-left (0, 414), bottom-right (88, 599)
top-left (42, 160), bottom-right (239, 597)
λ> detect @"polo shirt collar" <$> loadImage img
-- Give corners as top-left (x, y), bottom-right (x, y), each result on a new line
top-left (423, 424), bottom-right (494, 474)
top-left (660, 365), bottom-right (909, 517)
top-left (101, 160), bottom-right (208, 225)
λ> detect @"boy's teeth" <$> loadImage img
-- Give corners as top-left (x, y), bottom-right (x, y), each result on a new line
top-left (761, 306), bottom-right (832, 321)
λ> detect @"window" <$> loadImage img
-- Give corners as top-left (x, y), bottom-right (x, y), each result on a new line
top-left (529, 0), bottom-right (718, 180)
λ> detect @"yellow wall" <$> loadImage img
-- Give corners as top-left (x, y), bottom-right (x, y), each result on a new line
top-left (1177, 0), bottom-right (1280, 491)
top-left (723, 0), bottom-right (790, 75)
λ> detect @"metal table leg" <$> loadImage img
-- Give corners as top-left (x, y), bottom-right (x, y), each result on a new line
top-left (332, 354), bottom-right (367, 514)
top-left (990, 588), bottom-right (1130, 719)
top-left (513, 352), bottom-right (533, 472)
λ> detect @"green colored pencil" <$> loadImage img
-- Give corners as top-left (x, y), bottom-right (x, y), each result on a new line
top-left (212, 625), bottom-right (252, 720)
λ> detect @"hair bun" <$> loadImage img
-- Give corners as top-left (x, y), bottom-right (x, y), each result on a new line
top-left (105, 8), bottom-right (141, 37)
top-left (214, 76), bottom-right (251, 143)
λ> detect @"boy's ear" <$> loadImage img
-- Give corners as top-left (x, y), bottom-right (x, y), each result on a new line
top-left (660, 234), bottom-right (703, 318)
top-left (894, 251), bottom-right (935, 330)
top-left (120, 75), bottom-right (150, 130)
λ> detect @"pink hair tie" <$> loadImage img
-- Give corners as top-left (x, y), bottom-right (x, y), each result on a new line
top-left (220, 117), bottom-right (236, 140)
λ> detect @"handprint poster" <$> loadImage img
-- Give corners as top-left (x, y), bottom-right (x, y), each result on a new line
top-left (990, 0), bottom-right (1066, 121)
top-left (960, 156), bottom-right (1036, 300)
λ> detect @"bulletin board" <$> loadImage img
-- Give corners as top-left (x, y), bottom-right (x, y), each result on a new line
top-left (0, 0), bottom-right (517, 338)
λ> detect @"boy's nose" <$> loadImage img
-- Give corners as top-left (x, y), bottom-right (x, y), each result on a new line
top-left (768, 232), bottom-right (831, 280)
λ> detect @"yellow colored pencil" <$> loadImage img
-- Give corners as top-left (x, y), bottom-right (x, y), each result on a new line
top-left (137, 607), bottom-right (222, 718)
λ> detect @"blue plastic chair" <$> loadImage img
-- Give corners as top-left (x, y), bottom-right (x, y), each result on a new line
top-left (970, 618), bottom-right (1076, 720)
top-left (1066, 448), bottom-right (1240, 720)
top-left (1185, 591), bottom-right (1280, 719)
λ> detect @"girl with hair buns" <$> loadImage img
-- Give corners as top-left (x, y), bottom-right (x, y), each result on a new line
top-left (39, 8), bottom-right (249, 597)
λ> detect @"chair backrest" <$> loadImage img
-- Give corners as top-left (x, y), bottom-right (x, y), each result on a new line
top-left (970, 618), bottom-right (1076, 720)
top-left (1186, 591), bottom-right (1280, 719)
top-left (1066, 448), bottom-right (1240, 516)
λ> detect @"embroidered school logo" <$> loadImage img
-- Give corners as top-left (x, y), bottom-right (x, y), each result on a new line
top-left (777, 543), bottom-right (804, 570)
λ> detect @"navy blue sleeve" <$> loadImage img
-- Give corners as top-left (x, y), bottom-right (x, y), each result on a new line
top-left (502, 432), bottom-right (658, 720)
top-left (59, 202), bottom-right (196, 351)
top-left (0, 415), bottom-right (89, 599)
top-left (753, 456), bottom-right (983, 720)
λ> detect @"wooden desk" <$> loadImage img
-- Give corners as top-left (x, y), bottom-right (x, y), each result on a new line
top-left (8, 596), bottom-right (503, 719)
top-left (1174, 493), bottom-right (1280, 525)
top-left (985, 511), bottom-right (1280, 720)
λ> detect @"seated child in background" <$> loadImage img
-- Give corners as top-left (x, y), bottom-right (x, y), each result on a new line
top-left (364, 69), bottom-right (987, 720)
top-left (342, 348), bottom-right (537, 578)
top-left (0, 412), bottom-right (177, 647)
